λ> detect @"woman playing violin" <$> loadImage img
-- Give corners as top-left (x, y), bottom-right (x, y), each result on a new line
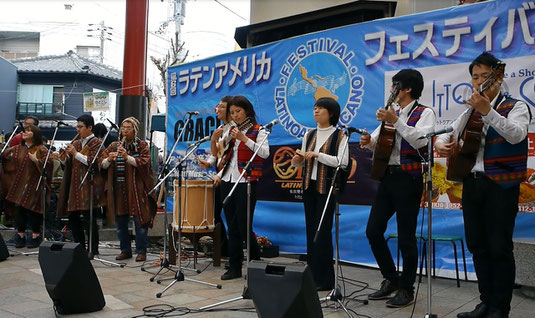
top-left (2, 125), bottom-right (51, 248)
top-left (214, 95), bottom-right (269, 280)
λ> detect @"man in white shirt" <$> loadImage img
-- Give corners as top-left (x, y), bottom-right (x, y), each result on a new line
top-left (361, 69), bottom-right (435, 308)
top-left (435, 53), bottom-right (530, 318)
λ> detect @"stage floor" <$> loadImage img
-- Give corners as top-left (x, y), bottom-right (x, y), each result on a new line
top-left (0, 243), bottom-right (534, 318)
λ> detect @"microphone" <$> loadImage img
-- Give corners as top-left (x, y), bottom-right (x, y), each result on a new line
top-left (261, 119), bottom-right (279, 130)
top-left (106, 118), bottom-right (120, 131)
top-left (343, 125), bottom-right (368, 135)
top-left (57, 121), bottom-right (70, 127)
top-left (419, 126), bottom-right (454, 139)
top-left (186, 111), bottom-right (200, 116)
top-left (193, 135), bottom-right (211, 146)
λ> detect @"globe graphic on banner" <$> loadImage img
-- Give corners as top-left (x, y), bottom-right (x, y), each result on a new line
top-left (286, 52), bottom-right (351, 128)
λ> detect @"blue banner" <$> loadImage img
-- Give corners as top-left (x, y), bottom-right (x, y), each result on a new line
top-left (167, 0), bottom-right (535, 277)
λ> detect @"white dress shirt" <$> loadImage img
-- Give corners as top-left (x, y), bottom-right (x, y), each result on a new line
top-left (295, 126), bottom-right (349, 181)
top-left (217, 125), bottom-right (270, 183)
top-left (74, 133), bottom-right (95, 166)
top-left (436, 94), bottom-right (530, 173)
top-left (366, 100), bottom-right (436, 165)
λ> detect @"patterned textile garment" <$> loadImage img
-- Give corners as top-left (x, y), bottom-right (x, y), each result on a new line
top-left (100, 138), bottom-right (157, 227)
top-left (57, 137), bottom-right (106, 217)
top-left (2, 144), bottom-right (51, 214)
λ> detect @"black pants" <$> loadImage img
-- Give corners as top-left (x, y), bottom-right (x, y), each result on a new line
top-left (462, 175), bottom-right (519, 313)
top-left (303, 181), bottom-right (335, 289)
top-left (221, 181), bottom-right (260, 271)
top-left (68, 210), bottom-right (99, 254)
top-left (366, 168), bottom-right (423, 291)
top-left (214, 185), bottom-right (229, 255)
top-left (15, 206), bottom-right (42, 234)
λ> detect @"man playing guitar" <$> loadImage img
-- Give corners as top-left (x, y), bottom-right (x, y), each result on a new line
top-left (435, 53), bottom-right (530, 318)
top-left (361, 69), bottom-right (435, 308)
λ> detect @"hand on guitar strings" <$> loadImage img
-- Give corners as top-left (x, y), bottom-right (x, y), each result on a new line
top-left (435, 138), bottom-right (457, 157)
top-left (229, 127), bottom-right (247, 143)
top-left (376, 107), bottom-right (398, 124)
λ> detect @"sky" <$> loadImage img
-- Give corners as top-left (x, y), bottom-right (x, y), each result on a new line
top-left (0, 0), bottom-right (250, 104)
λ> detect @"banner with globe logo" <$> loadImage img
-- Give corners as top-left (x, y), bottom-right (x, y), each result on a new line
top-left (166, 0), bottom-right (535, 271)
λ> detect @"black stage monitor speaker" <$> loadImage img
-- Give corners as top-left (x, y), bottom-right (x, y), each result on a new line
top-left (38, 242), bottom-right (105, 314)
top-left (248, 261), bottom-right (323, 318)
top-left (0, 233), bottom-right (9, 261)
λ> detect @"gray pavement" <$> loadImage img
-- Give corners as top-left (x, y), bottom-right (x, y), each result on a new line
top-left (0, 241), bottom-right (534, 318)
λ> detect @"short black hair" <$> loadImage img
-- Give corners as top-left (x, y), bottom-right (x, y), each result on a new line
top-left (26, 116), bottom-right (39, 126)
top-left (77, 114), bottom-right (94, 130)
top-left (469, 52), bottom-right (502, 75)
top-left (392, 69), bottom-right (424, 100)
top-left (314, 97), bottom-right (340, 126)
top-left (228, 95), bottom-right (257, 124)
top-left (220, 95), bottom-right (233, 104)
top-left (93, 123), bottom-right (108, 139)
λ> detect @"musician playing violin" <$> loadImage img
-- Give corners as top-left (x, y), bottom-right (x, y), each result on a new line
top-left (214, 95), bottom-right (269, 281)
top-left (2, 125), bottom-right (51, 248)
top-left (197, 95), bottom-right (233, 257)
top-left (57, 114), bottom-right (105, 256)
top-left (361, 69), bottom-right (435, 308)
top-left (435, 53), bottom-right (530, 318)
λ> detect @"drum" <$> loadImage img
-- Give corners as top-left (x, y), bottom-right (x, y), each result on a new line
top-left (173, 179), bottom-right (214, 232)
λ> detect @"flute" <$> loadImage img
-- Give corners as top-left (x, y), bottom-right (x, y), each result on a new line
top-left (59, 133), bottom-right (80, 161)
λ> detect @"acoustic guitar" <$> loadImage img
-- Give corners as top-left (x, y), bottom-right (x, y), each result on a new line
top-left (370, 82), bottom-right (401, 180)
top-left (446, 62), bottom-right (505, 182)
top-left (215, 121), bottom-right (236, 158)
top-left (216, 118), bottom-right (254, 173)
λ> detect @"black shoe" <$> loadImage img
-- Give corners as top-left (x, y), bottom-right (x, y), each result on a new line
top-left (26, 236), bottom-right (42, 249)
top-left (220, 269), bottom-right (242, 280)
top-left (15, 235), bottom-right (26, 248)
top-left (368, 279), bottom-right (398, 300)
top-left (457, 302), bottom-right (489, 318)
top-left (485, 308), bottom-right (508, 318)
top-left (386, 289), bottom-right (414, 308)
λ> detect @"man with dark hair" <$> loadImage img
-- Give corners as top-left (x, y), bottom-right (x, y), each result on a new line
top-left (436, 52), bottom-right (530, 318)
top-left (58, 114), bottom-right (105, 256)
top-left (9, 116), bottom-right (39, 147)
top-left (361, 69), bottom-right (435, 307)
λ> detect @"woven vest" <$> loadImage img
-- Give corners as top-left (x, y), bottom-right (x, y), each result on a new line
top-left (399, 105), bottom-right (428, 177)
top-left (237, 124), bottom-right (264, 182)
top-left (484, 97), bottom-right (528, 188)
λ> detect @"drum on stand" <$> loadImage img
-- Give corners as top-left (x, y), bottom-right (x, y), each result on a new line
top-left (173, 179), bottom-right (215, 232)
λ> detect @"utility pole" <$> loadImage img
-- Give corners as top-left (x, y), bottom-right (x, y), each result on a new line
top-left (87, 21), bottom-right (113, 63)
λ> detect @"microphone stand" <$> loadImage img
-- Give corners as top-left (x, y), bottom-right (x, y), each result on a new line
top-left (0, 123), bottom-right (22, 156)
top-left (200, 125), bottom-right (271, 311)
top-left (78, 127), bottom-right (123, 267)
top-left (423, 136), bottom-right (437, 318)
top-left (144, 114), bottom-right (195, 281)
top-left (313, 129), bottom-right (358, 317)
top-left (20, 122), bottom-right (59, 256)
top-left (154, 140), bottom-right (222, 298)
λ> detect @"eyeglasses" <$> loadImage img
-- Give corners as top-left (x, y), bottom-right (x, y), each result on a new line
top-left (121, 127), bottom-right (134, 131)
top-left (76, 125), bottom-right (86, 129)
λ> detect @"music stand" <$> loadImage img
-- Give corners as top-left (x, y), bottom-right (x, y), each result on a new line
top-left (199, 125), bottom-right (271, 311)
top-left (423, 135), bottom-right (437, 318)
top-left (145, 114), bottom-right (195, 281)
top-left (152, 140), bottom-right (221, 298)
top-left (312, 129), bottom-right (359, 317)
top-left (78, 125), bottom-right (123, 267)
